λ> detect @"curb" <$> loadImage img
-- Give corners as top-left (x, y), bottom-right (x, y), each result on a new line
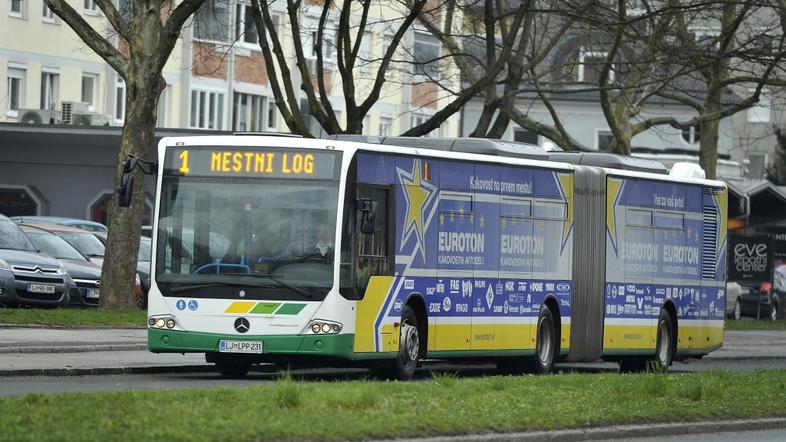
top-left (0, 364), bottom-right (214, 377)
top-left (390, 417), bottom-right (786, 442)
top-left (0, 343), bottom-right (147, 354)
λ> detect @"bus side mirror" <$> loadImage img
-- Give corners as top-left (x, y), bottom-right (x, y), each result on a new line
top-left (118, 173), bottom-right (134, 208)
top-left (358, 198), bottom-right (377, 235)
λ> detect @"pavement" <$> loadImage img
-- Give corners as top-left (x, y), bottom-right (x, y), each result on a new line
top-left (0, 326), bottom-right (784, 376)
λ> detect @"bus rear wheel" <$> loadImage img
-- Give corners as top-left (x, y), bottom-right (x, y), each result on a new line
top-left (214, 356), bottom-right (252, 378)
top-left (392, 305), bottom-right (421, 381)
top-left (524, 307), bottom-right (557, 374)
top-left (619, 309), bottom-right (674, 373)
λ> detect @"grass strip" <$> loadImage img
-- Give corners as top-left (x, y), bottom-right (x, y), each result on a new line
top-left (1, 370), bottom-right (785, 441)
top-left (725, 319), bottom-right (786, 330)
top-left (0, 308), bottom-right (146, 328)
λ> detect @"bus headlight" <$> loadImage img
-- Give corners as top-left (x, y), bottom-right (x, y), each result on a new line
top-left (305, 319), bottom-right (342, 335)
top-left (149, 315), bottom-right (177, 330)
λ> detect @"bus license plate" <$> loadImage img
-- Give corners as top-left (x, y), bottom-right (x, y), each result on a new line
top-left (85, 288), bottom-right (100, 299)
top-left (28, 283), bottom-right (55, 294)
top-left (219, 340), bottom-right (263, 354)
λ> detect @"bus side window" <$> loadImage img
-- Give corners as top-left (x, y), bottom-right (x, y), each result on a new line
top-left (355, 186), bottom-right (390, 298)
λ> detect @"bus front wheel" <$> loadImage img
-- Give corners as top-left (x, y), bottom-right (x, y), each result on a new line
top-left (215, 356), bottom-right (252, 378)
top-left (393, 305), bottom-right (421, 381)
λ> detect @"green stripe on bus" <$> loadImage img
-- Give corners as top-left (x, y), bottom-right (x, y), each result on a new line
top-left (275, 303), bottom-right (306, 315)
top-left (251, 302), bottom-right (281, 314)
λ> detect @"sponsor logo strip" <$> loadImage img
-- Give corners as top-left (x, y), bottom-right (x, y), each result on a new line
top-left (275, 303), bottom-right (306, 315)
top-left (251, 302), bottom-right (281, 314)
top-left (225, 301), bottom-right (256, 314)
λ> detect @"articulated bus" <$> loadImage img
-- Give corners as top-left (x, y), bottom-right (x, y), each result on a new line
top-left (138, 135), bottom-right (727, 379)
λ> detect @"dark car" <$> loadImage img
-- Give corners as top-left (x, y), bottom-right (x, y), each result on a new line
top-left (20, 225), bottom-right (102, 307)
top-left (737, 267), bottom-right (784, 320)
top-left (0, 215), bottom-right (72, 307)
top-left (9, 216), bottom-right (108, 233)
top-left (94, 233), bottom-right (151, 308)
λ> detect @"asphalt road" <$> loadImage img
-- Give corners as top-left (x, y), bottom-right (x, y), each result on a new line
top-left (620, 428), bottom-right (786, 442)
top-left (2, 355), bottom-right (786, 397)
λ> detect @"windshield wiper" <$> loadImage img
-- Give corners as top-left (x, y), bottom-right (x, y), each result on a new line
top-left (245, 274), bottom-right (313, 300)
top-left (164, 277), bottom-right (313, 299)
top-left (166, 280), bottom-right (281, 293)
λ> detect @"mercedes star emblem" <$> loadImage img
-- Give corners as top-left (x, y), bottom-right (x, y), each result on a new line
top-left (234, 317), bottom-right (250, 333)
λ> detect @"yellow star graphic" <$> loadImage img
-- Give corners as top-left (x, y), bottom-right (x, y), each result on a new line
top-left (450, 211), bottom-right (455, 223)
top-left (479, 214), bottom-right (484, 227)
top-left (439, 212), bottom-right (445, 226)
top-left (402, 163), bottom-right (430, 248)
top-left (469, 212), bottom-right (475, 223)
top-left (511, 217), bottom-right (517, 226)
top-left (458, 206), bottom-right (465, 219)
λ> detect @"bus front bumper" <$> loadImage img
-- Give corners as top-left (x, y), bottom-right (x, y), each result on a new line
top-left (148, 328), bottom-right (355, 359)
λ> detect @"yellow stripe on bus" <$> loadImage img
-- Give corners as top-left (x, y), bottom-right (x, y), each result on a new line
top-left (224, 301), bottom-right (257, 314)
top-left (354, 276), bottom-right (396, 353)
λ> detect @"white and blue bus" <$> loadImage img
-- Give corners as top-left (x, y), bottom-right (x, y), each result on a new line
top-left (133, 135), bottom-right (727, 378)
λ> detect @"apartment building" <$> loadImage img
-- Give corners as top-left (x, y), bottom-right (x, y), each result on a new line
top-left (0, 0), bottom-right (459, 219)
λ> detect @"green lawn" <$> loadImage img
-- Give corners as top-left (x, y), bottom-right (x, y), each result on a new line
top-left (725, 318), bottom-right (786, 331)
top-left (0, 308), bottom-right (146, 328)
top-left (0, 370), bottom-right (784, 441)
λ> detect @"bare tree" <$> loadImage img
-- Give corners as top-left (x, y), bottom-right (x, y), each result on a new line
top-left (44, 0), bottom-right (208, 308)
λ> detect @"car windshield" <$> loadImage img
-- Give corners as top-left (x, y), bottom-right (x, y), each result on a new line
top-left (0, 220), bottom-right (34, 251)
top-left (58, 232), bottom-right (105, 257)
top-left (139, 237), bottom-right (152, 261)
top-left (155, 147), bottom-right (341, 301)
top-left (25, 231), bottom-right (87, 261)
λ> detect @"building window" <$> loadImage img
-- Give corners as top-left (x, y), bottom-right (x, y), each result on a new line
top-left (413, 31), bottom-right (440, 78)
top-left (513, 128), bottom-right (538, 144)
top-left (115, 77), bottom-right (125, 123)
top-left (235, 3), bottom-right (257, 45)
top-left (81, 73), bottom-right (97, 110)
top-left (90, 191), bottom-right (152, 225)
top-left (9, 0), bottom-right (24, 17)
top-left (267, 99), bottom-right (277, 129)
top-left (690, 28), bottom-right (720, 51)
top-left (358, 32), bottom-right (371, 72)
top-left (0, 186), bottom-right (39, 216)
top-left (42, 3), bottom-right (56, 21)
top-left (578, 48), bottom-right (612, 83)
top-left (190, 89), bottom-right (225, 130)
top-left (746, 153), bottom-right (768, 179)
top-left (596, 129), bottom-right (614, 151)
top-left (411, 114), bottom-right (438, 137)
top-left (304, 18), bottom-right (336, 63)
top-left (681, 125), bottom-right (700, 145)
top-left (156, 86), bottom-right (169, 127)
top-left (748, 91), bottom-right (771, 123)
top-left (6, 68), bottom-right (25, 116)
top-left (379, 116), bottom-right (392, 136)
top-left (119, 0), bottom-right (132, 22)
top-left (83, 0), bottom-right (98, 13)
top-left (232, 92), bottom-right (266, 131)
top-left (40, 71), bottom-right (59, 111)
top-left (194, 0), bottom-right (231, 42)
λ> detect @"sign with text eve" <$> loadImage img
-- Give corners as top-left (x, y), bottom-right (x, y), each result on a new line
top-left (165, 147), bottom-right (339, 179)
top-left (728, 234), bottom-right (773, 282)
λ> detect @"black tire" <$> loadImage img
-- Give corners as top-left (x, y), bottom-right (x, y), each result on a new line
top-left (525, 307), bottom-right (557, 374)
top-left (215, 357), bottom-right (252, 378)
top-left (732, 298), bottom-right (741, 321)
top-left (393, 305), bottom-right (422, 381)
top-left (652, 308), bottom-right (675, 372)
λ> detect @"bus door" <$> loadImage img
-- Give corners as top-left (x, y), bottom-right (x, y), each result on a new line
top-left (471, 164), bottom-right (500, 350)
top-left (498, 193), bottom-right (534, 351)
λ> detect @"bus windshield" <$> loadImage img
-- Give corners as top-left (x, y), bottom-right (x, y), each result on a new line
top-left (155, 148), bottom-right (341, 301)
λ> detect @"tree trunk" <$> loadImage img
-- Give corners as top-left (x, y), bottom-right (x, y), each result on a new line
top-left (698, 116), bottom-right (720, 180)
top-left (99, 75), bottom-right (162, 309)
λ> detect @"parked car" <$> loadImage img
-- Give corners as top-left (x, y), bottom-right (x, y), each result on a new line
top-left (0, 215), bottom-right (72, 307)
top-left (731, 269), bottom-right (784, 321)
top-left (10, 216), bottom-right (107, 233)
top-left (22, 223), bottom-right (106, 265)
top-left (94, 233), bottom-right (151, 308)
top-left (20, 225), bottom-right (102, 307)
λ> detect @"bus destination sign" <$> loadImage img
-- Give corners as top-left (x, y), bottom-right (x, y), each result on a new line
top-left (165, 147), bottom-right (339, 179)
